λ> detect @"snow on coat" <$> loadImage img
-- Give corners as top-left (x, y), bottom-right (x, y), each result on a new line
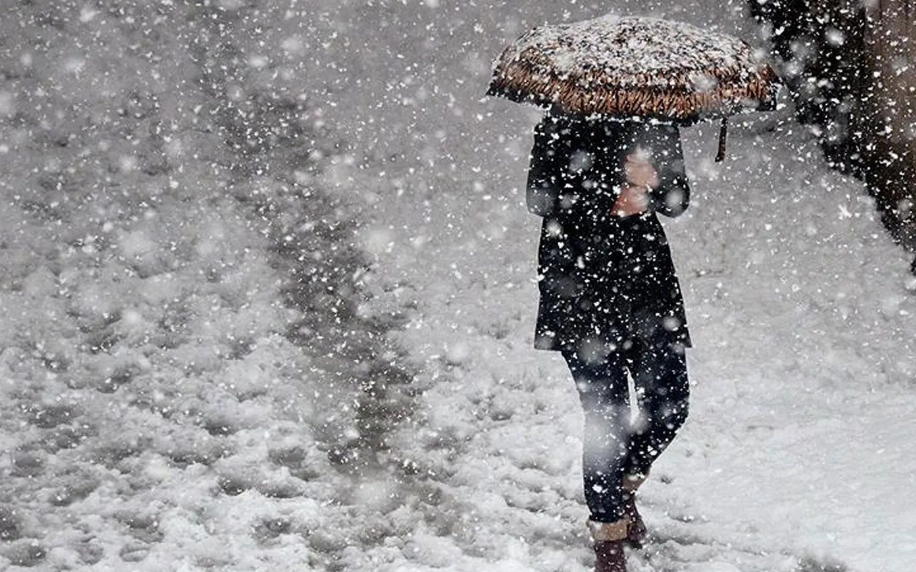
top-left (527, 113), bottom-right (692, 354)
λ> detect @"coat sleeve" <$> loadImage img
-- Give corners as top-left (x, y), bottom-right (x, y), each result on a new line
top-left (525, 118), bottom-right (562, 218)
top-left (636, 124), bottom-right (690, 218)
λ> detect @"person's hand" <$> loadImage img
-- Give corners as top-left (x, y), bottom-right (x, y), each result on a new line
top-left (611, 184), bottom-right (649, 217)
top-left (611, 151), bottom-right (657, 217)
top-left (624, 151), bottom-right (659, 188)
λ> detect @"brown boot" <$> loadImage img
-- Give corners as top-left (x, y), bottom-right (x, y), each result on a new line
top-left (593, 541), bottom-right (627, 572)
top-left (587, 519), bottom-right (629, 572)
top-left (621, 492), bottom-right (646, 549)
top-left (622, 474), bottom-right (648, 549)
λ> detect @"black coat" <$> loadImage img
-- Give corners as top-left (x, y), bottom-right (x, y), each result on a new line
top-left (527, 114), bottom-right (692, 355)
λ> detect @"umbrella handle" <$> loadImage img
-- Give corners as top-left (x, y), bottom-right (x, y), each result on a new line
top-left (715, 117), bottom-right (728, 162)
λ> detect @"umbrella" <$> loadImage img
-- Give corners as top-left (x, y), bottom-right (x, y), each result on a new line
top-left (487, 15), bottom-right (780, 160)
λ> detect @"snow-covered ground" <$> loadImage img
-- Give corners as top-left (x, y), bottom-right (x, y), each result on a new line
top-left (1, 3), bottom-right (415, 570)
top-left (2, 1), bottom-right (915, 571)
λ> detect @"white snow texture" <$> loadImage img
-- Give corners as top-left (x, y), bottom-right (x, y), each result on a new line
top-left (501, 15), bottom-right (763, 86)
top-left (1, 1), bottom-right (915, 572)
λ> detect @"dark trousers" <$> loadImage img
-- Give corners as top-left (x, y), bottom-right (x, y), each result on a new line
top-left (562, 339), bottom-right (689, 523)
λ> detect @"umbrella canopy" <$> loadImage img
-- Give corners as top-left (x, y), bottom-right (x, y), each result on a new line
top-left (487, 15), bottom-right (779, 125)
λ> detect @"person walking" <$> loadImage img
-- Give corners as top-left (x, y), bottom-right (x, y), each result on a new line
top-left (526, 109), bottom-right (692, 572)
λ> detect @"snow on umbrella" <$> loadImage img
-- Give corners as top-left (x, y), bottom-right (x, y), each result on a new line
top-left (486, 15), bottom-right (781, 160)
